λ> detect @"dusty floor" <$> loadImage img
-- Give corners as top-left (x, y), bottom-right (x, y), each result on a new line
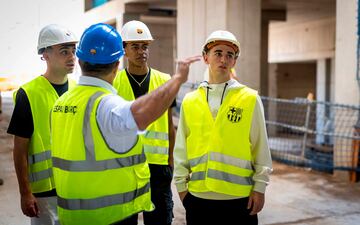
top-left (1, 96), bottom-right (360, 225)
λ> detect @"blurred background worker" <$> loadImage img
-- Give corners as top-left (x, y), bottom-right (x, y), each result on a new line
top-left (174, 30), bottom-right (272, 225)
top-left (113, 20), bottom-right (175, 225)
top-left (51, 23), bottom-right (200, 225)
top-left (7, 24), bottom-right (77, 225)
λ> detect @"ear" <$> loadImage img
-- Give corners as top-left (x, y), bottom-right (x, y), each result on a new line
top-left (113, 61), bottom-right (120, 73)
top-left (124, 45), bottom-right (129, 57)
top-left (42, 52), bottom-right (50, 61)
top-left (203, 53), bottom-right (209, 65)
top-left (230, 58), bottom-right (236, 68)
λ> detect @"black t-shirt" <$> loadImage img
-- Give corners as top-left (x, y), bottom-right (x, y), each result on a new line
top-left (126, 68), bottom-right (176, 108)
top-left (7, 80), bottom-right (69, 138)
top-left (7, 79), bottom-right (69, 198)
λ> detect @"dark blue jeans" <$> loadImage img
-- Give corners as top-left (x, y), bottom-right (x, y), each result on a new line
top-left (143, 164), bottom-right (174, 225)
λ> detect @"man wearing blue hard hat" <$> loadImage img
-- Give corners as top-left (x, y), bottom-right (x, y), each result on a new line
top-left (50, 23), bottom-right (200, 225)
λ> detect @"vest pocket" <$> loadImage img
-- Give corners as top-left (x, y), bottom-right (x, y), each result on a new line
top-left (134, 163), bottom-right (151, 179)
top-left (133, 163), bottom-right (153, 212)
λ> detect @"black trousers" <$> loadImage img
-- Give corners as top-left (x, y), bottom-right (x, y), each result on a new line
top-left (183, 193), bottom-right (258, 225)
top-left (143, 164), bottom-right (174, 225)
top-left (111, 214), bottom-right (138, 225)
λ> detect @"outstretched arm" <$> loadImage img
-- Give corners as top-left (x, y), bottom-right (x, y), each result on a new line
top-left (131, 56), bottom-right (201, 130)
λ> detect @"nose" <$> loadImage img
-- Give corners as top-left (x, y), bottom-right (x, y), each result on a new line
top-left (70, 51), bottom-right (76, 60)
top-left (137, 48), bottom-right (146, 54)
top-left (220, 55), bottom-right (226, 64)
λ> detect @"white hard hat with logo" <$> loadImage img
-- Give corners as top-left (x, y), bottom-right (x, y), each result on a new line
top-left (202, 30), bottom-right (241, 56)
top-left (121, 20), bottom-right (154, 42)
top-left (37, 24), bottom-right (78, 54)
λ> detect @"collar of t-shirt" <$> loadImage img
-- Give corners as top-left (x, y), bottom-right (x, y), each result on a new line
top-left (78, 75), bottom-right (117, 94)
top-left (50, 80), bottom-right (69, 97)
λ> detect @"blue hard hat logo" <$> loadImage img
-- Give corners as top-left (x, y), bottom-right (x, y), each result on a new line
top-left (76, 23), bottom-right (124, 64)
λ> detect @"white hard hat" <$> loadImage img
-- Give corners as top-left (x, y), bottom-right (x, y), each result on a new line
top-left (37, 24), bottom-right (78, 54)
top-left (202, 30), bottom-right (241, 56)
top-left (121, 20), bottom-right (153, 42)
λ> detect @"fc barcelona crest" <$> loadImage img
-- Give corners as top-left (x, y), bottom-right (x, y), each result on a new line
top-left (227, 106), bottom-right (243, 123)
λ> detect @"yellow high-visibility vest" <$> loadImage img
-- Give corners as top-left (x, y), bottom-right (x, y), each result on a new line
top-left (182, 86), bottom-right (257, 197)
top-left (18, 76), bottom-right (75, 193)
top-left (113, 69), bottom-right (170, 165)
top-left (51, 85), bottom-right (153, 225)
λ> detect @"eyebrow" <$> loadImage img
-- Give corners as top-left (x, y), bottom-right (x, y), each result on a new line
top-left (214, 49), bottom-right (235, 55)
top-left (59, 44), bottom-right (75, 50)
top-left (130, 43), bottom-right (148, 47)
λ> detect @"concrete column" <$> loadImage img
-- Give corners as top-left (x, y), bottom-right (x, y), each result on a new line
top-left (260, 20), bottom-right (269, 96)
top-left (227, 0), bottom-right (261, 90)
top-left (316, 59), bottom-right (326, 145)
top-left (260, 10), bottom-right (286, 96)
top-left (334, 0), bottom-right (359, 179)
top-left (268, 63), bottom-right (278, 136)
top-left (177, 0), bottom-right (261, 88)
top-left (335, 0), bottom-right (359, 105)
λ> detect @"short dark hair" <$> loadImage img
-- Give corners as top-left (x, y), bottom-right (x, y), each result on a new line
top-left (79, 60), bottom-right (118, 77)
top-left (39, 46), bottom-right (53, 55)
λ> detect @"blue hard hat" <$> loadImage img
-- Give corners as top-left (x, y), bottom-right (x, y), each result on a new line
top-left (76, 23), bottom-right (124, 64)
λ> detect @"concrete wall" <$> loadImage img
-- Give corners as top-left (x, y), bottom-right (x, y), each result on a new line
top-left (276, 62), bottom-right (316, 99)
top-left (83, 0), bottom-right (125, 29)
top-left (177, 0), bottom-right (261, 90)
top-left (0, 0), bottom-right (84, 85)
top-left (269, 5), bottom-right (336, 63)
top-left (147, 24), bottom-right (176, 75)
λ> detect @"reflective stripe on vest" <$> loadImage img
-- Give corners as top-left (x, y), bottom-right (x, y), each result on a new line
top-left (189, 152), bottom-right (252, 170)
top-left (52, 91), bottom-right (150, 214)
top-left (28, 150), bottom-right (51, 165)
top-left (58, 182), bottom-right (150, 210)
top-left (144, 130), bottom-right (168, 141)
top-left (28, 168), bottom-right (53, 182)
top-left (28, 150), bottom-right (53, 182)
top-left (114, 69), bottom-right (170, 165)
top-left (190, 170), bottom-right (253, 185)
top-left (52, 154), bottom-right (146, 171)
top-left (143, 130), bottom-right (169, 155)
top-left (189, 152), bottom-right (254, 186)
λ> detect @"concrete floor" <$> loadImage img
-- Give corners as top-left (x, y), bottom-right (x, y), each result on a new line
top-left (1, 96), bottom-right (360, 225)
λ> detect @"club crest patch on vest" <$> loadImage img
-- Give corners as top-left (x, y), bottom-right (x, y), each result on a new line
top-left (227, 106), bottom-right (243, 123)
